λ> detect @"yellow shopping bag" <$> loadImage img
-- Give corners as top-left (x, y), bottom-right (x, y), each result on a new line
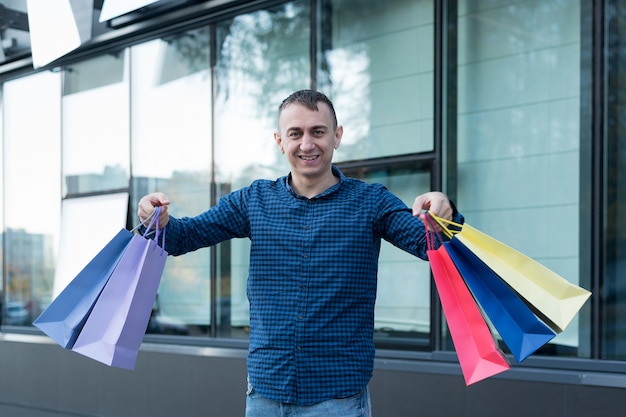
top-left (428, 213), bottom-right (591, 333)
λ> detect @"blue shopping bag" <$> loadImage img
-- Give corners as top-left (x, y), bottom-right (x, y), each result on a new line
top-left (33, 228), bottom-right (133, 348)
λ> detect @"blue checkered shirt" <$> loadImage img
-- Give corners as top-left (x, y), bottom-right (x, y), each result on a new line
top-left (162, 166), bottom-right (442, 405)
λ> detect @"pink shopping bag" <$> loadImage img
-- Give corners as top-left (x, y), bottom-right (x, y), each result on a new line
top-left (424, 215), bottom-right (509, 385)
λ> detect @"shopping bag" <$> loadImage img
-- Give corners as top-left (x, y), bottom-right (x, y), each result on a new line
top-left (428, 213), bottom-right (591, 333)
top-left (424, 216), bottom-right (510, 385)
top-left (33, 228), bottom-right (134, 348)
top-left (71, 208), bottom-right (167, 370)
top-left (444, 236), bottom-right (556, 362)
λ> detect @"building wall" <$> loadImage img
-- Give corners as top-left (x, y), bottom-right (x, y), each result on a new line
top-left (0, 337), bottom-right (248, 417)
top-left (1, 336), bottom-right (625, 417)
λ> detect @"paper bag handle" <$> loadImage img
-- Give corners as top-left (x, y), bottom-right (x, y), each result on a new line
top-left (426, 211), bottom-right (463, 240)
top-left (131, 206), bottom-right (166, 251)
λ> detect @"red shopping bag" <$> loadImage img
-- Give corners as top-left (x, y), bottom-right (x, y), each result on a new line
top-left (424, 215), bottom-right (509, 385)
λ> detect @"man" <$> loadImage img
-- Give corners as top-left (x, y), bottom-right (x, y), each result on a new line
top-left (138, 90), bottom-right (461, 416)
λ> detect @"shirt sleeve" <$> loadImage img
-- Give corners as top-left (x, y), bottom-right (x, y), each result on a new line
top-left (374, 185), bottom-right (464, 261)
top-left (162, 187), bottom-right (251, 256)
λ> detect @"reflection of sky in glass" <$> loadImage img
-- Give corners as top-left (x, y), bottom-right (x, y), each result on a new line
top-left (62, 85), bottom-right (129, 177)
top-left (4, 71), bottom-right (61, 235)
top-left (53, 193), bottom-right (128, 298)
top-left (325, 46), bottom-right (371, 150)
top-left (214, 98), bottom-right (280, 184)
top-left (131, 38), bottom-right (212, 179)
top-left (60, 52), bottom-right (130, 195)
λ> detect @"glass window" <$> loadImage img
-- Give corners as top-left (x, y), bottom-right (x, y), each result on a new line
top-left (130, 28), bottom-right (212, 336)
top-left (62, 52), bottom-right (130, 196)
top-left (318, 0), bottom-right (435, 161)
top-left (53, 194), bottom-right (128, 299)
top-left (214, 1), bottom-right (311, 338)
top-left (345, 166), bottom-right (432, 348)
top-left (603, 0), bottom-right (626, 360)
top-left (3, 71), bottom-right (62, 326)
top-left (456, 0), bottom-right (587, 356)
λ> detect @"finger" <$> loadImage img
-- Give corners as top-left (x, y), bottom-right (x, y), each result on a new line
top-left (427, 199), bottom-right (444, 218)
top-left (148, 192), bottom-right (170, 207)
top-left (412, 196), bottom-right (430, 216)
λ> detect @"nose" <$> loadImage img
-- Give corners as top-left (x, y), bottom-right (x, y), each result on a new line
top-left (299, 133), bottom-right (315, 151)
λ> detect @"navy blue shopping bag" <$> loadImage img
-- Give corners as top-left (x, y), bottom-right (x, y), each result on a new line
top-left (444, 237), bottom-right (556, 362)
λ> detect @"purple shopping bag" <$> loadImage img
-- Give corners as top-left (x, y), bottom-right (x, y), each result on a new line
top-left (33, 229), bottom-right (134, 348)
top-left (72, 210), bottom-right (167, 370)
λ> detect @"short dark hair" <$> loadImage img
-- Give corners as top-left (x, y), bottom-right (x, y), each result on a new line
top-left (278, 89), bottom-right (338, 128)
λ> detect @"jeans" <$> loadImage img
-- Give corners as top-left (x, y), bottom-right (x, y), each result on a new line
top-left (245, 382), bottom-right (372, 417)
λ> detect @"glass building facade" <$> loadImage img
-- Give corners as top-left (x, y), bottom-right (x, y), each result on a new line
top-left (1, 3), bottom-right (626, 414)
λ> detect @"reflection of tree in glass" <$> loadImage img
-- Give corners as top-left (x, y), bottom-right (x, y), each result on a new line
top-left (216, 2), bottom-right (311, 122)
top-left (160, 27), bottom-right (211, 84)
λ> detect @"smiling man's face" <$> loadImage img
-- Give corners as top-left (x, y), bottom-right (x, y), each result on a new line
top-left (274, 101), bottom-right (343, 185)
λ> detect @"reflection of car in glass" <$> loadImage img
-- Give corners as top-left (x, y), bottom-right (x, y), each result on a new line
top-left (5, 301), bottom-right (29, 326)
top-left (146, 295), bottom-right (188, 335)
top-left (147, 312), bottom-right (189, 335)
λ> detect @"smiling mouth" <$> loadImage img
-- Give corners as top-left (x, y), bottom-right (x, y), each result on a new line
top-left (299, 155), bottom-right (319, 161)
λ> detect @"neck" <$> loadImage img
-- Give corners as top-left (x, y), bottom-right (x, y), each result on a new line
top-left (290, 171), bottom-right (338, 198)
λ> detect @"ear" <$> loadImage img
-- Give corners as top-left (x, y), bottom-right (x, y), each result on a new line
top-left (274, 132), bottom-right (285, 154)
top-left (334, 125), bottom-right (343, 149)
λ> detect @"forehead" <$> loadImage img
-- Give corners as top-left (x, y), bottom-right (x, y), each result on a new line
top-left (278, 102), bottom-right (334, 131)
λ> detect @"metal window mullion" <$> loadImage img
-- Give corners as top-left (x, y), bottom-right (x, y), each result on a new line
top-left (210, 23), bottom-right (219, 339)
top-left (590, 0), bottom-right (605, 359)
top-left (431, 0), bottom-right (445, 353)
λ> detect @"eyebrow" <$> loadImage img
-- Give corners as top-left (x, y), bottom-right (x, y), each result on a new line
top-left (286, 125), bottom-right (329, 132)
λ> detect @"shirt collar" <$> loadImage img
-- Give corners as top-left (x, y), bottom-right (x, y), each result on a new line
top-left (283, 165), bottom-right (345, 199)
